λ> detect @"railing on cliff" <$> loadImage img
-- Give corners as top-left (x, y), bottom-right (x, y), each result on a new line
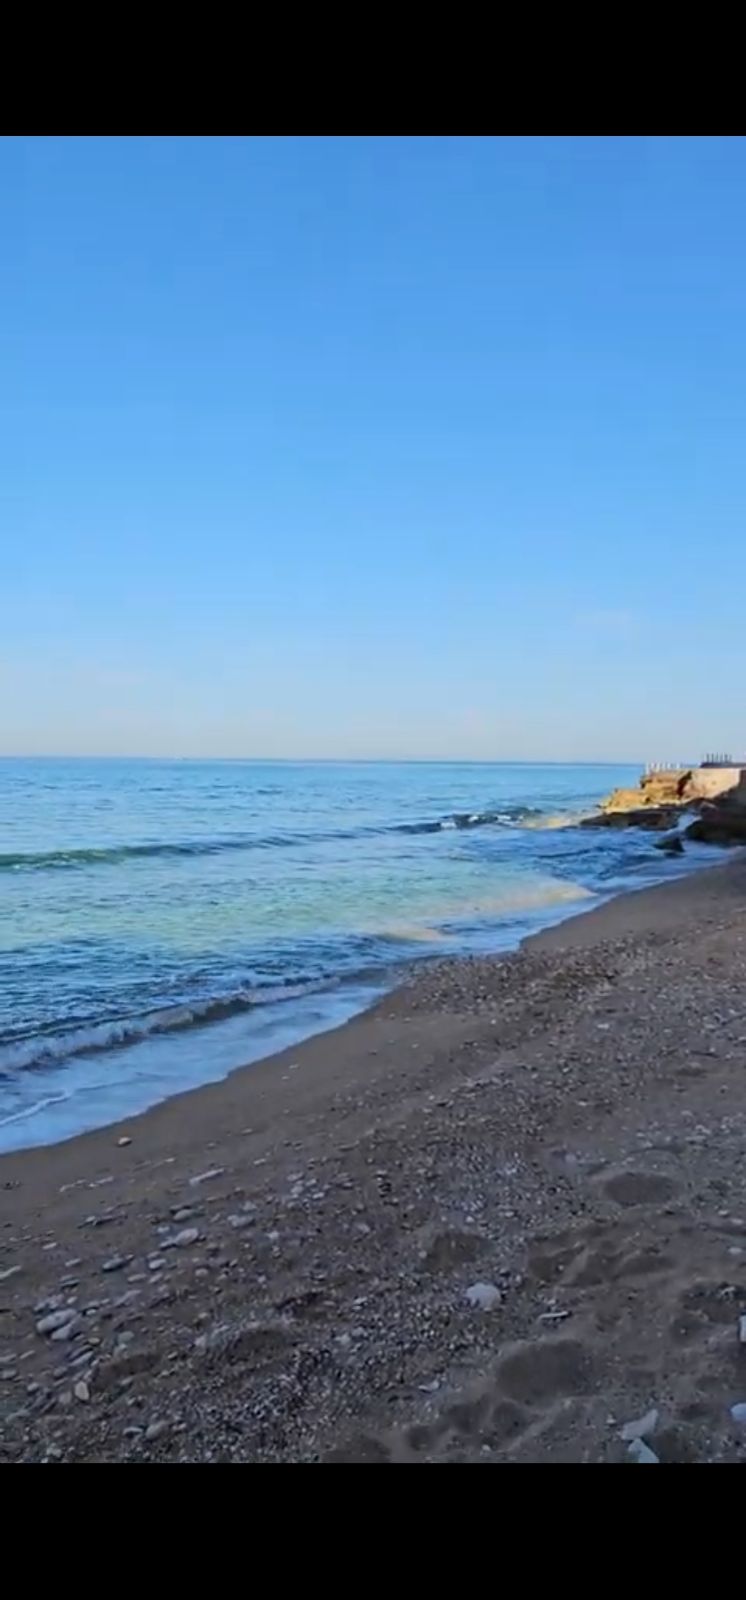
top-left (644, 755), bottom-right (737, 774)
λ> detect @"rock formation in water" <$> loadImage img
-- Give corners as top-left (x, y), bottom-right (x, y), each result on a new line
top-left (685, 795), bottom-right (746, 846)
top-left (586, 765), bottom-right (746, 847)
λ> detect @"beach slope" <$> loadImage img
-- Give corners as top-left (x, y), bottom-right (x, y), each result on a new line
top-left (1, 860), bottom-right (745, 1463)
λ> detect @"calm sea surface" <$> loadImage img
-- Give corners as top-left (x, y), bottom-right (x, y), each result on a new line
top-left (0, 759), bottom-right (700, 1149)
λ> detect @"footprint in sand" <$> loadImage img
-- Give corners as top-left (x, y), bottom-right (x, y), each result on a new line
top-left (418, 1226), bottom-right (484, 1274)
top-left (495, 1338), bottom-right (594, 1405)
top-left (603, 1172), bottom-right (677, 1207)
top-left (670, 1280), bottom-right (742, 1342)
top-left (323, 1433), bottom-right (392, 1464)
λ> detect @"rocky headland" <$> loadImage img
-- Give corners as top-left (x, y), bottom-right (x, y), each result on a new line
top-left (581, 765), bottom-right (746, 850)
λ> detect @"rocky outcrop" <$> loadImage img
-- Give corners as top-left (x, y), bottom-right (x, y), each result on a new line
top-left (685, 799), bottom-right (746, 847)
top-left (582, 805), bottom-right (682, 832)
top-left (598, 768), bottom-right (746, 825)
top-left (653, 834), bottom-right (685, 854)
top-left (576, 766), bottom-right (746, 851)
top-left (601, 771), bottom-right (692, 814)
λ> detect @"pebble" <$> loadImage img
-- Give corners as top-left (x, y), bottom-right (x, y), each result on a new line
top-left (101, 1254), bottom-right (133, 1274)
top-left (627, 1438), bottom-right (659, 1463)
top-left (0, 1266), bottom-right (20, 1283)
top-left (74, 1381), bottom-right (90, 1402)
top-left (730, 1403), bottom-right (746, 1425)
top-left (189, 1168), bottom-right (224, 1187)
top-left (739, 1315), bottom-right (746, 1346)
top-left (145, 1420), bottom-right (168, 1441)
top-left (50, 1317), bottom-right (82, 1342)
top-left (36, 1307), bottom-right (78, 1336)
top-left (117, 1137), bottom-right (132, 1147)
top-left (35, 1294), bottom-right (64, 1314)
top-left (166, 1228), bottom-right (200, 1249)
top-left (464, 1282), bottom-right (502, 1311)
top-left (620, 1407), bottom-right (659, 1442)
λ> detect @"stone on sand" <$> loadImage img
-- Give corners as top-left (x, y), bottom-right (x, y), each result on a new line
top-left (620, 1407), bottom-right (659, 1442)
top-left (464, 1282), bottom-right (502, 1311)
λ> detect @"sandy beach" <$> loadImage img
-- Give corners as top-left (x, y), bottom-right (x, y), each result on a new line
top-left (1, 858), bottom-right (745, 1463)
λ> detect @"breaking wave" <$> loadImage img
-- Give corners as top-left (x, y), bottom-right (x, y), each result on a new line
top-left (0, 806), bottom-right (561, 872)
top-left (0, 979), bottom-right (335, 1077)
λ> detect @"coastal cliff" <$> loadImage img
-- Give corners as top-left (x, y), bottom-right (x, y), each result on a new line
top-left (601, 766), bottom-right (746, 814)
top-left (584, 765), bottom-right (746, 847)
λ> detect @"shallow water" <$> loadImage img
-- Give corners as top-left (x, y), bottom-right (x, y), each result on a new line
top-left (0, 758), bottom-right (703, 1148)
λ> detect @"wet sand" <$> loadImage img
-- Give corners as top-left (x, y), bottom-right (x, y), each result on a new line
top-left (1, 858), bottom-right (745, 1463)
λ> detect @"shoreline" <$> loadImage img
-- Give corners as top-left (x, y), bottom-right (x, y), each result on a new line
top-left (0, 856), bottom-right (739, 1170)
top-left (1, 854), bottom-right (744, 1463)
top-left (0, 846), bottom-right (720, 1157)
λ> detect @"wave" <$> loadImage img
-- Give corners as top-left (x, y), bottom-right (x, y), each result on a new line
top-left (0, 978), bottom-right (336, 1078)
top-left (0, 867), bottom-right (597, 1077)
top-left (0, 807), bottom-right (559, 873)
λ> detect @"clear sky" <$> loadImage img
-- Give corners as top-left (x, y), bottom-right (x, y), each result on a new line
top-left (5, 135), bottom-right (745, 760)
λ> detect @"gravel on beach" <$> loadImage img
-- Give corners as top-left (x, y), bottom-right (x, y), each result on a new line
top-left (1, 859), bottom-right (745, 1464)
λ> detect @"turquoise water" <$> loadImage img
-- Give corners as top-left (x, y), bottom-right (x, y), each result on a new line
top-left (0, 759), bottom-right (698, 1149)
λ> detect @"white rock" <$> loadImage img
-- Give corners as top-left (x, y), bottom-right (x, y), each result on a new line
top-left (465, 1282), bottom-right (502, 1311)
top-left (0, 1266), bottom-right (21, 1283)
top-left (117, 1136), bottom-right (132, 1147)
top-left (730, 1402), bottom-right (746, 1425)
top-left (145, 1420), bottom-right (168, 1441)
top-left (169, 1228), bottom-right (199, 1249)
top-left (36, 1307), bottom-right (78, 1336)
top-left (628, 1438), bottom-right (659, 1463)
top-left (189, 1168), bottom-right (224, 1187)
top-left (620, 1407), bottom-right (659, 1442)
top-left (74, 1381), bottom-right (90, 1402)
top-left (739, 1315), bottom-right (746, 1346)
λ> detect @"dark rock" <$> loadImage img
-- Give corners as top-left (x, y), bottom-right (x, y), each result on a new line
top-left (685, 801), bottom-right (746, 847)
top-left (581, 806), bottom-right (682, 832)
top-left (653, 833), bottom-right (685, 854)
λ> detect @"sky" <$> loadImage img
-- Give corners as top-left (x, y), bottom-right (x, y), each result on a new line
top-left (4, 135), bottom-right (745, 761)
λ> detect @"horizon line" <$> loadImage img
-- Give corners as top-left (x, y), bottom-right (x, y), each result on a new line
top-left (0, 752), bottom-right (655, 765)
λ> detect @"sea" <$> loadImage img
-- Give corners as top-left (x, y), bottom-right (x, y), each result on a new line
top-left (0, 758), bottom-right (704, 1152)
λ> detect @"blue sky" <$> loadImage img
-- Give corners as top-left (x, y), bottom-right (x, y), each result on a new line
top-left (5, 135), bottom-right (745, 759)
